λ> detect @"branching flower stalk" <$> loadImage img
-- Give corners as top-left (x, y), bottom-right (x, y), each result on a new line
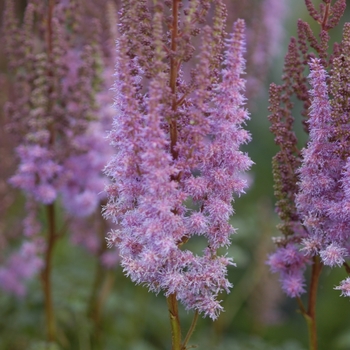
top-left (267, 1), bottom-right (349, 349)
top-left (104, 0), bottom-right (252, 348)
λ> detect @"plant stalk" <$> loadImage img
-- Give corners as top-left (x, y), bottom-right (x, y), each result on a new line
top-left (306, 256), bottom-right (322, 350)
top-left (181, 311), bottom-right (199, 350)
top-left (41, 203), bottom-right (57, 342)
top-left (298, 256), bottom-right (322, 350)
top-left (167, 293), bottom-right (182, 350)
top-left (169, 0), bottom-right (180, 160)
top-left (41, 1), bottom-right (58, 341)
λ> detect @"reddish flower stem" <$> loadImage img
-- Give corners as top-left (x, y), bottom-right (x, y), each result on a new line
top-left (169, 0), bottom-right (180, 160)
top-left (88, 213), bottom-right (115, 345)
top-left (41, 1), bottom-right (58, 342)
top-left (307, 256), bottom-right (322, 350)
top-left (298, 256), bottom-right (322, 350)
top-left (41, 203), bottom-right (57, 342)
top-left (167, 3), bottom-right (185, 348)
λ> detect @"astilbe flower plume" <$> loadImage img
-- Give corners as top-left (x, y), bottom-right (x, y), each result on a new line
top-left (297, 55), bottom-right (350, 292)
top-left (268, 1), bottom-right (349, 348)
top-left (1, 0), bottom-right (119, 298)
top-left (2, 0), bottom-right (119, 342)
top-left (267, 0), bottom-right (347, 299)
top-left (269, 22), bottom-right (350, 299)
top-left (104, 0), bottom-right (252, 321)
top-left (4, 0), bottom-right (100, 222)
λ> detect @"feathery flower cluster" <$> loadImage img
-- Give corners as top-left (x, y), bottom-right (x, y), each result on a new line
top-left (4, 0), bottom-right (100, 210)
top-left (267, 243), bottom-right (308, 297)
top-left (104, 0), bottom-right (252, 320)
top-left (268, 0), bottom-right (349, 299)
top-left (297, 53), bottom-right (350, 294)
top-left (2, 0), bottom-right (119, 295)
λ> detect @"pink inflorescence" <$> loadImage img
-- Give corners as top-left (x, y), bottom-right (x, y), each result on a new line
top-left (296, 58), bottom-right (350, 294)
top-left (297, 59), bottom-right (345, 249)
top-left (10, 145), bottom-right (62, 205)
top-left (0, 240), bottom-right (43, 297)
top-left (267, 243), bottom-right (308, 298)
top-left (3, 0), bottom-right (120, 279)
top-left (104, 7), bottom-right (252, 320)
top-left (268, 58), bottom-right (350, 298)
top-left (267, 4), bottom-right (350, 302)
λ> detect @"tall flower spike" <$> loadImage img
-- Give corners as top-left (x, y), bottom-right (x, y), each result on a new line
top-left (105, 3), bottom-right (252, 321)
top-left (2, 2), bottom-right (119, 337)
top-left (297, 58), bottom-right (350, 267)
top-left (267, 1), bottom-right (348, 301)
top-left (268, 2), bottom-right (348, 349)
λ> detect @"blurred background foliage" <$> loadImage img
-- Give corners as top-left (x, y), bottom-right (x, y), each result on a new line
top-left (1, 0), bottom-right (350, 349)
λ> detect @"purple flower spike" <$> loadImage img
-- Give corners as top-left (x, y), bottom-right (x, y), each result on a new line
top-left (104, 5), bottom-right (252, 320)
top-left (297, 58), bottom-right (350, 269)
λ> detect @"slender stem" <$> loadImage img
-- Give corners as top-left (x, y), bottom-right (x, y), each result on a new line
top-left (343, 262), bottom-right (350, 275)
top-left (96, 271), bottom-right (115, 323)
top-left (181, 311), bottom-right (199, 350)
top-left (87, 206), bottom-right (115, 347)
top-left (167, 293), bottom-right (182, 350)
top-left (307, 256), bottom-right (322, 350)
top-left (41, 1), bottom-right (57, 342)
top-left (46, 0), bottom-right (57, 145)
top-left (169, 0), bottom-right (180, 160)
top-left (167, 3), bottom-right (183, 350)
top-left (305, 313), bottom-right (316, 350)
top-left (297, 256), bottom-right (322, 350)
top-left (87, 259), bottom-right (104, 319)
top-left (296, 296), bottom-right (307, 315)
top-left (89, 267), bottom-right (115, 347)
top-left (47, 0), bottom-right (54, 54)
top-left (87, 213), bottom-right (108, 320)
top-left (170, 0), bottom-right (179, 95)
top-left (321, 2), bottom-right (330, 30)
top-left (41, 203), bottom-right (57, 342)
